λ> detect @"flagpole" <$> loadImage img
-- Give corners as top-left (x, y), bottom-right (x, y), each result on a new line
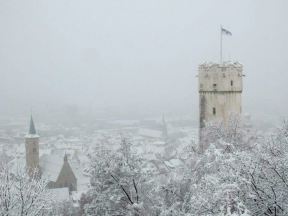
top-left (220, 25), bottom-right (222, 64)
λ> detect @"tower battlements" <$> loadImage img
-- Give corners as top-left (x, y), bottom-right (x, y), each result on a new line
top-left (198, 62), bottom-right (243, 93)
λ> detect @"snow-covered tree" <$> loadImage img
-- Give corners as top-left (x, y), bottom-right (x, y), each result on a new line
top-left (157, 117), bottom-right (256, 216)
top-left (83, 117), bottom-right (288, 216)
top-left (241, 121), bottom-right (288, 216)
top-left (50, 200), bottom-right (79, 216)
top-left (84, 138), bottom-right (159, 216)
top-left (0, 164), bottom-right (52, 216)
top-left (200, 115), bottom-right (258, 152)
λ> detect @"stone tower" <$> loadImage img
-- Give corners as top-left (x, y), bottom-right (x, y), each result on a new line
top-left (198, 62), bottom-right (243, 149)
top-left (25, 115), bottom-right (40, 175)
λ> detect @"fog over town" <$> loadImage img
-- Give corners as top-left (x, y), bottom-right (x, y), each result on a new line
top-left (0, 1), bottom-right (288, 216)
top-left (1, 0), bottom-right (288, 123)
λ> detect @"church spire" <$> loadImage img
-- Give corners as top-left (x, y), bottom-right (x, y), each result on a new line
top-left (162, 114), bottom-right (168, 140)
top-left (25, 114), bottom-right (40, 177)
top-left (29, 115), bottom-right (37, 135)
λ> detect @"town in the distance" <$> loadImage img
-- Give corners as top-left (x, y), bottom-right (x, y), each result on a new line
top-left (1, 59), bottom-right (263, 215)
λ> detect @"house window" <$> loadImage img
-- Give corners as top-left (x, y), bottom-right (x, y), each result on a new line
top-left (231, 80), bottom-right (233, 86)
top-left (213, 107), bottom-right (216, 115)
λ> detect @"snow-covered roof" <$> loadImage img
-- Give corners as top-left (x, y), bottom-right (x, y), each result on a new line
top-left (138, 128), bottom-right (162, 139)
top-left (199, 61), bottom-right (243, 69)
top-left (25, 134), bottom-right (40, 138)
top-left (50, 187), bottom-right (70, 202)
top-left (40, 154), bottom-right (64, 182)
top-left (164, 158), bottom-right (183, 169)
top-left (40, 150), bottom-right (89, 193)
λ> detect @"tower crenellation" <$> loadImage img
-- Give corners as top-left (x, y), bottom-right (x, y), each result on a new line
top-left (198, 62), bottom-right (243, 93)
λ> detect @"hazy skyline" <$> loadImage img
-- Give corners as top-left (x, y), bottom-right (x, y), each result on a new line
top-left (0, 0), bottom-right (287, 121)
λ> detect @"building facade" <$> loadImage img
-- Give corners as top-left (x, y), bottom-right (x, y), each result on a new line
top-left (198, 62), bottom-right (243, 149)
top-left (25, 116), bottom-right (40, 176)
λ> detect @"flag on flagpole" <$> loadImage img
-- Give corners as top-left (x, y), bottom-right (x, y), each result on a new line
top-left (220, 26), bottom-right (232, 63)
top-left (221, 27), bottom-right (232, 36)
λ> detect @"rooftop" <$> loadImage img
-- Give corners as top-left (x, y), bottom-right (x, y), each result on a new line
top-left (199, 61), bottom-right (243, 70)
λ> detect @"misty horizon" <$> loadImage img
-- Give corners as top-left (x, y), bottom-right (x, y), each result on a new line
top-left (1, 0), bottom-right (287, 123)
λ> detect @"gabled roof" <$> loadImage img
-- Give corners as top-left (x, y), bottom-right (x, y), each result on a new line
top-left (40, 154), bottom-right (63, 182)
top-left (40, 152), bottom-right (77, 183)
top-left (138, 128), bottom-right (162, 139)
top-left (57, 155), bottom-right (77, 182)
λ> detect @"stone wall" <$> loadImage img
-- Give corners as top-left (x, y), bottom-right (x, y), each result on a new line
top-left (198, 62), bottom-right (243, 126)
top-left (25, 136), bottom-right (40, 175)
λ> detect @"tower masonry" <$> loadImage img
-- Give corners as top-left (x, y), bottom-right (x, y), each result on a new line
top-left (25, 115), bottom-right (40, 175)
top-left (198, 62), bottom-right (243, 128)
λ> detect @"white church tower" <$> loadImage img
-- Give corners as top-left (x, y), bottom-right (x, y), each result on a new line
top-left (198, 62), bottom-right (244, 150)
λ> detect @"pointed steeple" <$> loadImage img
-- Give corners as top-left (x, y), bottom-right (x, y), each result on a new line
top-left (29, 115), bottom-right (37, 135)
top-left (64, 153), bottom-right (68, 162)
top-left (162, 113), bottom-right (168, 139)
top-left (162, 113), bottom-right (166, 125)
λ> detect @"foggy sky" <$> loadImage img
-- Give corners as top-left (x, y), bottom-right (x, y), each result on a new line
top-left (0, 0), bottom-right (287, 121)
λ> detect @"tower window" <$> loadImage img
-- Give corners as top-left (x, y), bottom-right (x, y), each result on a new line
top-left (213, 107), bottom-right (216, 115)
top-left (231, 80), bottom-right (233, 86)
top-left (213, 83), bottom-right (217, 88)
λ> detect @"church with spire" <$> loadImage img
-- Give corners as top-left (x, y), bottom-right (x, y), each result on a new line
top-left (25, 115), bottom-right (77, 192)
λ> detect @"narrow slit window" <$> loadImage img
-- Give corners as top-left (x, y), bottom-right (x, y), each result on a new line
top-left (213, 107), bottom-right (216, 115)
top-left (231, 80), bottom-right (233, 86)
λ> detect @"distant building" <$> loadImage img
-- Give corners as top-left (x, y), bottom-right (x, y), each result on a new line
top-left (161, 114), bottom-right (168, 140)
top-left (138, 128), bottom-right (163, 140)
top-left (198, 62), bottom-right (244, 150)
top-left (25, 116), bottom-right (77, 192)
top-left (25, 116), bottom-right (40, 176)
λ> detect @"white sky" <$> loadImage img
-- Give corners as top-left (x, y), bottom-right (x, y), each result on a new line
top-left (0, 0), bottom-right (287, 121)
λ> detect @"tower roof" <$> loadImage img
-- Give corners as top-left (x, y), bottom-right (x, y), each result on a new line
top-left (29, 115), bottom-right (37, 135)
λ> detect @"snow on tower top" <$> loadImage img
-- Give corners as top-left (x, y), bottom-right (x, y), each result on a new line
top-left (198, 61), bottom-right (243, 93)
top-left (198, 61), bottom-right (243, 71)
